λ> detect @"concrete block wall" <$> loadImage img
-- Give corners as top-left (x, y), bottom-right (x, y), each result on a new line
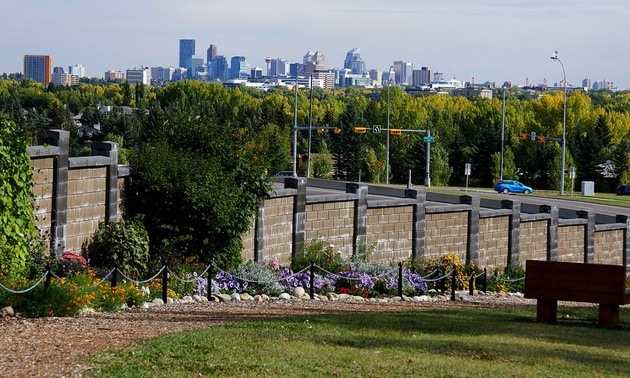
top-left (477, 215), bottom-right (510, 270)
top-left (557, 224), bottom-right (586, 263)
top-left (594, 229), bottom-right (625, 265)
top-left (30, 156), bottom-right (55, 245)
top-left (65, 166), bottom-right (107, 251)
top-left (259, 196), bottom-right (294, 265)
top-left (424, 211), bottom-right (468, 263)
top-left (305, 200), bottom-right (355, 257)
top-left (366, 205), bottom-right (413, 264)
top-left (518, 220), bottom-right (549, 262)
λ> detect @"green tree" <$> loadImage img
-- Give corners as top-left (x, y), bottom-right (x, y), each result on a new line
top-left (311, 140), bottom-right (333, 179)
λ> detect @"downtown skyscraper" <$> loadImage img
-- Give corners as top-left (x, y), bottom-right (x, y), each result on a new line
top-left (24, 55), bottom-right (52, 85)
top-left (179, 39), bottom-right (195, 78)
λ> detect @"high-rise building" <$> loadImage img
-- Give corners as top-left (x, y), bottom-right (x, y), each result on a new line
top-left (207, 44), bottom-right (217, 62)
top-left (250, 67), bottom-right (263, 79)
top-left (151, 66), bottom-right (175, 82)
top-left (191, 57), bottom-right (205, 78)
top-left (344, 48), bottom-right (366, 74)
top-left (304, 51), bottom-right (326, 76)
top-left (126, 67), bottom-right (151, 85)
top-left (270, 58), bottom-right (288, 77)
top-left (412, 67), bottom-right (433, 86)
top-left (209, 55), bottom-right (228, 81)
top-left (24, 55), bottom-right (52, 85)
top-left (179, 39), bottom-right (195, 77)
top-left (68, 64), bottom-right (85, 78)
top-left (230, 56), bottom-right (247, 79)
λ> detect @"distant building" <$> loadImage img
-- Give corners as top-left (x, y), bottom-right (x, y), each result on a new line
top-left (313, 71), bottom-right (335, 90)
top-left (368, 69), bottom-right (382, 87)
top-left (452, 86), bottom-right (493, 99)
top-left (126, 67), bottom-right (150, 85)
top-left (339, 70), bottom-right (372, 87)
top-left (151, 66), bottom-right (175, 82)
top-left (270, 58), bottom-right (289, 77)
top-left (24, 54), bottom-right (52, 85)
top-left (344, 48), bottom-right (366, 74)
top-left (68, 64), bottom-right (85, 78)
top-left (289, 63), bottom-right (305, 78)
top-left (208, 55), bottom-right (228, 81)
top-left (191, 57), bottom-right (205, 77)
top-left (52, 67), bottom-right (76, 86)
top-left (393, 61), bottom-right (413, 85)
top-left (207, 44), bottom-right (218, 62)
top-left (179, 39), bottom-right (195, 78)
top-left (250, 67), bottom-right (263, 79)
top-left (412, 67), bottom-right (433, 87)
top-left (104, 70), bottom-right (125, 80)
top-left (230, 56), bottom-right (248, 79)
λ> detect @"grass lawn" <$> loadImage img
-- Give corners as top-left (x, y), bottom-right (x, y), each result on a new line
top-left (87, 306), bottom-right (630, 377)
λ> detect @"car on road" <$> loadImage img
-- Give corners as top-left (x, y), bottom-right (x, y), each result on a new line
top-left (616, 184), bottom-right (630, 195)
top-left (275, 171), bottom-right (295, 178)
top-left (494, 180), bottom-right (534, 194)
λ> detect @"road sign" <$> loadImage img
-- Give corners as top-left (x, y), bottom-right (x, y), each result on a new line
top-left (464, 163), bottom-right (471, 176)
top-left (423, 136), bottom-right (435, 143)
top-left (530, 131), bottom-right (537, 141)
top-left (372, 125), bottom-right (381, 134)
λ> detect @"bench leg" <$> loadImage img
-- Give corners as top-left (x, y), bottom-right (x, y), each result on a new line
top-left (598, 304), bottom-right (620, 326)
top-left (536, 299), bottom-right (557, 322)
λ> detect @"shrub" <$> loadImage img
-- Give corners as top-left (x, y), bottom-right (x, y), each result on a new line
top-left (421, 253), bottom-right (474, 292)
top-left (292, 238), bottom-right (343, 273)
top-left (487, 265), bottom-right (526, 293)
top-left (228, 261), bottom-right (284, 296)
top-left (85, 218), bottom-right (149, 278)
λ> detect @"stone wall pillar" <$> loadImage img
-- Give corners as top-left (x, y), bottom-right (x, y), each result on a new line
top-left (253, 200), bottom-right (265, 262)
top-left (347, 183), bottom-right (368, 257)
top-left (92, 141), bottom-right (118, 223)
top-left (577, 210), bottom-right (595, 263)
top-left (405, 188), bottom-right (426, 263)
top-left (501, 199), bottom-right (521, 267)
top-left (540, 205), bottom-right (559, 261)
top-left (286, 177), bottom-right (307, 259)
top-left (460, 195), bottom-right (480, 266)
top-left (616, 215), bottom-right (630, 268)
top-left (37, 129), bottom-right (69, 255)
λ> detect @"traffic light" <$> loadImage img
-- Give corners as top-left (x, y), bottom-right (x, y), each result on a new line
top-left (354, 127), bottom-right (366, 134)
top-left (537, 136), bottom-right (545, 143)
top-left (519, 133), bottom-right (527, 140)
top-left (390, 129), bottom-right (402, 135)
top-left (317, 128), bottom-right (325, 134)
top-left (333, 127), bottom-right (341, 134)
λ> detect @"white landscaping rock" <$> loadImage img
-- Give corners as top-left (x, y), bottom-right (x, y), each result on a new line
top-left (278, 293), bottom-right (291, 300)
top-left (152, 298), bottom-right (164, 305)
top-left (240, 293), bottom-right (254, 301)
top-left (1, 306), bottom-right (14, 317)
top-left (216, 294), bottom-right (232, 302)
top-left (230, 293), bottom-right (241, 301)
top-left (293, 287), bottom-right (306, 299)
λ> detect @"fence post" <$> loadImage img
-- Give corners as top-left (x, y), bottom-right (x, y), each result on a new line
top-left (309, 261), bottom-right (315, 300)
top-left (45, 263), bottom-right (52, 288)
top-left (162, 258), bottom-right (168, 303)
top-left (450, 268), bottom-right (456, 301)
top-left (398, 262), bottom-right (403, 297)
top-left (483, 268), bottom-right (487, 293)
top-left (111, 265), bottom-right (118, 288)
top-left (468, 270), bottom-right (474, 296)
top-left (207, 261), bottom-right (213, 299)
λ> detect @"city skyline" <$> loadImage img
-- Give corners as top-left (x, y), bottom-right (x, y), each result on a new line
top-left (3, 1), bottom-right (630, 89)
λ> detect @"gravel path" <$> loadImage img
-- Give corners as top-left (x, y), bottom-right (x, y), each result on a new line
top-left (0, 294), bottom-right (537, 378)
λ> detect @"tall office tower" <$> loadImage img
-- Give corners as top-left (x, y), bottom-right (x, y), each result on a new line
top-left (289, 63), bottom-right (305, 78)
top-left (368, 69), bottom-right (382, 86)
top-left (191, 57), bottom-right (205, 77)
top-left (403, 62), bottom-right (413, 85)
top-left (269, 58), bottom-right (288, 77)
top-left (24, 55), bottom-right (52, 85)
top-left (207, 44), bottom-right (217, 62)
top-left (303, 51), bottom-right (326, 75)
top-left (344, 48), bottom-right (365, 74)
top-left (52, 67), bottom-right (70, 86)
top-left (104, 70), bottom-right (125, 80)
top-left (126, 67), bottom-right (151, 85)
top-left (413, 66), bottom-right (433, 86)
top-left (250, 67), bottom-right (263, 79)
top-left (230, 56), bottom-right (247, 79)
top-left (209, 55), bottom-right (229, 81)
top-left (392, 61), bottom-right (404, 84)
top-left (69, 64), bottom-right (85, 78)
top-left (179, 39), bottom-right (195, 77)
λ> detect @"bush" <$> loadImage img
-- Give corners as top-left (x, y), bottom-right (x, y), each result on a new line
top-left (85, 218), bottom-right (149, 278)
top-left (421, 253), bottom-right (475, 292)
top-left (487, 265), bottom-right (526, 293)
top-left (292, 238), bottom-right (343, 273)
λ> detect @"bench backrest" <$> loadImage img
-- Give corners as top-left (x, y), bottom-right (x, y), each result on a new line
top-left (524, 260), bottom-right (628, 304)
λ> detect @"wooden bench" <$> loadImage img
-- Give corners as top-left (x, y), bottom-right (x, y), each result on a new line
top-left (524, 260), bottom-right (630, 326)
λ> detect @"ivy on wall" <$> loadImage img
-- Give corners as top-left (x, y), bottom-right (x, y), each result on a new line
top-left (0, 118), bottom-right (37, 276)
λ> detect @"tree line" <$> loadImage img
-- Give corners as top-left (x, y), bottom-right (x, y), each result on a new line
top-left (2, 77), bottom-right (630, 269)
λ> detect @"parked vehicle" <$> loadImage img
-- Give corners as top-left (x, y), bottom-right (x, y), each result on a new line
top-left (275, 171), bottom-right (295, 178)
top-left (494, 180), bottom-right (534, 194)
top-left (616, 184), bottom-right (630, 195)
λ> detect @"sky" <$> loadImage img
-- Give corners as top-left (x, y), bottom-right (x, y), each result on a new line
top-left (3, 0), bottom-right (630, 89)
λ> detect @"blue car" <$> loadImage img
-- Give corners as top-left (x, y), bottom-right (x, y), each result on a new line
top-left (494, 180), bottom-right (534, 194)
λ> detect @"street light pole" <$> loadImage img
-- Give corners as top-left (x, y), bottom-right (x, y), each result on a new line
top-left (500, 87), bottom-right (506, 181)
top-left (292, 80), bottom-right (298, 177)
top-left (386, 65), bottom-right (393, 184)
top-left (551, 51), bottom-right (567, 195)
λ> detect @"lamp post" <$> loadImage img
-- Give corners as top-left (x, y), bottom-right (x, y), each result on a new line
top-left (551, 50), bottom-right (567, 195)
top-left (500, 86), bottom-right (506, 181)
top-left (292, 80), bottom-right (298, 177)
top-left (386, 65), bottom-right (394, 184)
